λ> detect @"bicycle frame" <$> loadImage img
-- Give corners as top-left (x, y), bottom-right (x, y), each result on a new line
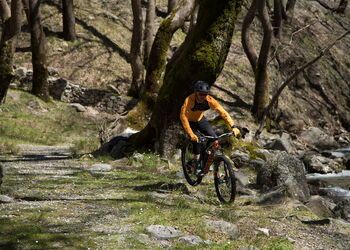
top-left (197, 132), bottom-right (233, 175)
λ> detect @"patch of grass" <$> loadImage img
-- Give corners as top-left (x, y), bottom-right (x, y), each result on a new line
top-left (266, 238), bottom-right (294, 250)
top-left (0, 90), bottom-right (100, 149)
top-left (70, 138), bottom-right (100, 156)
top-left (129, 152), bottom-right (168, 172)
top-left (0, 141), bottom-right (20, 155)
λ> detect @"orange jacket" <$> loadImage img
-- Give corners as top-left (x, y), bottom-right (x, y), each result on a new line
top-left (180, 93), bottom-right (234, 139)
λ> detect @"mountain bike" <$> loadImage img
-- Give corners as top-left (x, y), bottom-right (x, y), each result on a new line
top-left (181, 129), bottom-right (247, 204)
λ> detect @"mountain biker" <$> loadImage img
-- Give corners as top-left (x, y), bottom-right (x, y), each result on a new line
top-left (180, 80), bottom-right (240, 176)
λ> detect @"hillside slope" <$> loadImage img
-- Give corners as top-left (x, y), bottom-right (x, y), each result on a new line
top-left (12, 1), bottom-right (350, 133)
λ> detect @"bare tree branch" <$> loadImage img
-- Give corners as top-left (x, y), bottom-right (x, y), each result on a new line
top-left (255, 29), bottom-right (350, 138)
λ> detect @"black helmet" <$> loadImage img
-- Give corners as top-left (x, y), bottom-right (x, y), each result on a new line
top-left (194, 80), bottom-right (210, 93)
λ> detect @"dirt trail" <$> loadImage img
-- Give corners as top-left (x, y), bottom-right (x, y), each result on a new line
top-left (1, 146), bottom-right (350, 249)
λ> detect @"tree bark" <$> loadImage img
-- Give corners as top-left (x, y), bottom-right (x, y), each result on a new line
top-left (241, 0), bottom-right (272, 120)
top-left (336, 0), bottom-right (348, 13)
top-left (253, 0), bottom-right (273, 119)
top-left (141, 0), bottom-right (197, 108)
top-left (273, 0), bottom-right (283, 37)
top-left (143, 0), bottom-right (155, 66)
top-left (128, 0), bottom-right (144, 98)
top-left (127, 0), bottom-right (243, 156)
top-left (0, 0), bottom-right (22, 104)
top-left (286, 0), bottom-right (297, 17)
top-left (189, 2), bottom-right (199, 32)
top-left (28, 0), bottom-right (49, 101)
top-left (62, 0), bottom-right (76, 41)
top-left (241, 0), bottom-right (258, 71)
top-left (168, 0), bottom-right (177, 14)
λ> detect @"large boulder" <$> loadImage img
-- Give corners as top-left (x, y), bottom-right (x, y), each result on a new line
top-left (256, 152), bottom-right (310, 203)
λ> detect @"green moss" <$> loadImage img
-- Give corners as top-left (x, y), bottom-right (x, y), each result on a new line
top-left (266, 238), bottom-right (294, 250)
top-left (126, 101), bottom-right (150, 130)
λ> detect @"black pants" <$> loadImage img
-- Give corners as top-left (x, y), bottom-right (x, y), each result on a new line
top-left (189, 118), bottom-right (217, 155)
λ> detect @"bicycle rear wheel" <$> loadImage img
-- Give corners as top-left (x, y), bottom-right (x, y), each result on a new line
top-left (181, 142), bottom-right (202, 186)
top-left (213, 155), bottom-right (236, 203)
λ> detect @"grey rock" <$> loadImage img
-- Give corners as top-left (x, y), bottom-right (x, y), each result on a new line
top-left (132, 152), bottom-right (144, 162)
top-left (136, 233), bottom-right (153, 245)
top-left (48, 67), bottom-right (59, 76)
top-left (0, 195), bottom-right (14, 203)
top-left (27, 100), bottom-right (46, 112)
top-left (256, 186), bottom-right (286, 204)
top-left (69, 103), bottom-right (87, 112)
top-left (255, 149), bottom-right (273, 160)
top-left (256, 227), bottom-right (270, 236)
top-left (235, 170), bottom-right (250, 186)
top-left (303, 154), bottom-right (342, 173)
top-left (256, 152), bottom-right (310, 203)
top-left (231, 151), bottom-right (250, 166)
top-left (89, 163), bottom-right (112, 172)
top-left (264, 133), bottom-right (294, 153)
top-left (205, 220), bottom-right (239, 239)
top-left (300, 127), bottom-right (338, 150)
top-left (15, 67), bottom-right (27, 78)
top-left (178, 235), bottom-right (206, 245)
top-left (146, 225), bottom-right (183, 239)
top-left (231, 151), bottom-right (266, 170)
top-left (306, 195), bottom-right (336, 218)
top-left (333, 200), bottom-right (350, 222)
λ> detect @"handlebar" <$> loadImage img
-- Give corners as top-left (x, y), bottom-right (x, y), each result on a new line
top-left (197, 126), bottom-right (250, 142)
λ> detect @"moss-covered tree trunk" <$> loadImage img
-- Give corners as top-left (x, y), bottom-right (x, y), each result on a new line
top-left (28, 0), bottom-right (49, 101)
top-left (0, 40), bottom-right (15, 104)
top-left (0, 0), bottom-right (22, 104)
top-left (141, 0), bottom-right (197, 107)
top-left (127, 0), bottom-right (243, 156)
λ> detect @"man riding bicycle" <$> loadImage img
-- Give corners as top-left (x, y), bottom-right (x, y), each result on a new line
top-left (180, 80), bottom-right (240, 176)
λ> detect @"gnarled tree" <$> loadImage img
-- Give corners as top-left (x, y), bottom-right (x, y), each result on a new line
top-left (125, 0), bottom-right (244, 156)
top-left (0, 0), bottom-right (22, 104)
top-left (141, 0), bottom-right (197, 107)
top-left (242, 0), bottom-right (273, 120)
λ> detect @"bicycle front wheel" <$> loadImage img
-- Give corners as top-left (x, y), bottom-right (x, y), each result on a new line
top-left (213, 155), bottom-right (236, 203)
top-left (181, 142), bottom-right (202, 186)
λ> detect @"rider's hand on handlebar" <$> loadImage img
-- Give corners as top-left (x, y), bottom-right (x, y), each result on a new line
top-left (190, 134), bottom-right (199, 142)
top-left (232, 127), bottom-right (241, 138)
